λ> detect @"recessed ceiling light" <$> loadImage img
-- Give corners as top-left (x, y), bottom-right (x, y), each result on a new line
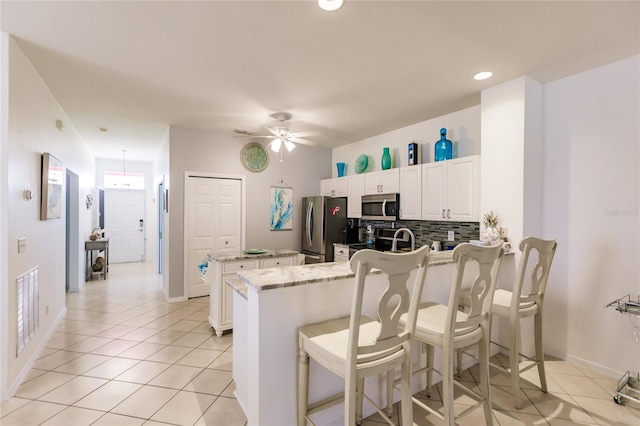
top-left (318, 0), bottom-right (343, 12)
top-left (98, 127), bottom-right (109, 133)
top-left (473, 71), bottom-right (493, 81)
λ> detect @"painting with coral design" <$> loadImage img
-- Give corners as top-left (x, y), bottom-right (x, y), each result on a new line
top-left (270, 186), bottom-right (293, 231)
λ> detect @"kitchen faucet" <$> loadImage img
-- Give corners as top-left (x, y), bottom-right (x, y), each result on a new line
top-left (391, 228), bottom-right (415, 252)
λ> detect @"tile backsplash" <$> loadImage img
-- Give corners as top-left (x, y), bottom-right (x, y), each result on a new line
top-left (359, 219), bottom-right (479, 247)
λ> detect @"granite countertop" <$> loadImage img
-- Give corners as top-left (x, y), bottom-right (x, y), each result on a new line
top-left (225, 275), bottom-right (247, 300)
top-left (238, 249), bottom-right (458, 293)
top-left (208, 249), bottom-right (300, 262)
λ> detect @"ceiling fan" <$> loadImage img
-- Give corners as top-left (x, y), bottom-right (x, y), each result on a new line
top-left (235, 112), bottom-right (317, 153)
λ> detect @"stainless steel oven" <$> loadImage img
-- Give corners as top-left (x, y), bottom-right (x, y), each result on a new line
top-left (361, 193), bottom-right (400, 221)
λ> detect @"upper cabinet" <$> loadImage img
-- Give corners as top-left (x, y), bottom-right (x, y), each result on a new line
top-left (421, 156), bottom-right (479, 222)
top-left (347, 175), bottom-right (365, 218)
top-left (399, 166), bottom-right (422, 220)
top-left (364, 169), bottom-right (400, 195)
top-left (321, 177), bottom-right (348, 197)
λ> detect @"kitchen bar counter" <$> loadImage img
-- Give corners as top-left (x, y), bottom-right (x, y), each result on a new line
top-left (236, 249), bottom-right (456, 292)
top-left (230, 248), bottom-right (514, 425)
top-left (207, 248), bottom-right (300, 262)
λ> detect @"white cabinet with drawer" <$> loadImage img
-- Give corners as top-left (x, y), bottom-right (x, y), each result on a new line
top-left (260, 256), bottom-right (294, 268)
top-left (333, 243), bottom-right (349, 262)
top-left (208, 252), bottom-right (299, 337)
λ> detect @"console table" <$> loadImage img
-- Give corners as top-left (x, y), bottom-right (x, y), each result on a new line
top-left (85, 238), bottom-right (109, 280)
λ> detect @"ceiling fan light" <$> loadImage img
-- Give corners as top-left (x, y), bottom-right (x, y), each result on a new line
top-left (271, 138), bottom-right (282, 152)
top-left (318, 0), bottom-right (343, 11)
top-left (284, 140), bottom-right (296, 152)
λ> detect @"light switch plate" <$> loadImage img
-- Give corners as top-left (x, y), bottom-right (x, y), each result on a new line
top-left (447, 231), bottom-right (455, 241)
top-left (18, 237), bottom-right (26, 253)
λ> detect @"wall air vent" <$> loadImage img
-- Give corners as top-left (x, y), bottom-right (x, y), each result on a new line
top-left (233, 128), bottom-right (255, 135)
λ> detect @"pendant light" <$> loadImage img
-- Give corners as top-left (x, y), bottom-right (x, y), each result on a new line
top-left (121, 149), bottom-right (130, 189)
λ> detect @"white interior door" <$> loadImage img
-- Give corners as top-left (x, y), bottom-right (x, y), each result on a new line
top-left (105, 189), bottom-right (145, 263)
top-left (186, 177), bottom-right (242, 298)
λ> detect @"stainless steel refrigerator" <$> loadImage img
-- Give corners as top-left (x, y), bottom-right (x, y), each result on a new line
top-left (301, 196), bottom-right (347, 264)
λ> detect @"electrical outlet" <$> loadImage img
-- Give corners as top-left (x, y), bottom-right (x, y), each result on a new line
top-left (447, 231), bottom-right (455, 241)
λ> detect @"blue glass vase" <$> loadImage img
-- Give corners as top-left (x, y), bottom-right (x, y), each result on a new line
top-left (434, 128), bottom-right (452, 161)
top-left (381, 147), bottom-right (391, 170)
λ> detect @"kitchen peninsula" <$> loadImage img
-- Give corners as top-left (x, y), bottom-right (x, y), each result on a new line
top-left (206, 249), bottom-right (303, 337)
top-left (229, 250), bottom-right (514, 425)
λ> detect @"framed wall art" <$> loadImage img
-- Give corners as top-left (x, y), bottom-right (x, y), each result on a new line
top-left (40, 153), bottom-right (64, 220)
top-left (270, 186), bottom-right (293, 231)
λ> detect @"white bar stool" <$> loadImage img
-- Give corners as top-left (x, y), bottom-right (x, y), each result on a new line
top-left (400, 243), bottom-right (504, 426)
top-left (458, 236), bottom-right (557, 409)
top-left (297, 245), bottom-right (430, 426)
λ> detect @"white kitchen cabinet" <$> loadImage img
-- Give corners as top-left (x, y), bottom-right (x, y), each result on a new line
top-left (399, 165), bottom-right (422, 220)
top-left (364, 169), bottom-right (400, 195)
top-left (347, 175), bottom-right (365, 218)
top-left (421, 155), bottom-right (479, 222)
top-left (208, 252), bottom-right (298, 337)
top-left (333, 243), bottom-right (349, 262)
top-left (321, 177), bottom-right (348, 197)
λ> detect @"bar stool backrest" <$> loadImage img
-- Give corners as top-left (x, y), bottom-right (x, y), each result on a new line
top-left (513, 237), bottom-right (558, 310)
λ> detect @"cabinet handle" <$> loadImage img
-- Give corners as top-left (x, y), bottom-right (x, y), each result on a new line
top-left (442, 209), bottom-right (445, 219)
top-left (240, 265), bottom-right (243, 268)
top-left (447, 209), bottom-right (451, 219)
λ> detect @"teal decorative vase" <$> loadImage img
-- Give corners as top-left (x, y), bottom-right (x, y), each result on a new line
top-left (434, 128), bottom-right (453, 161)
top-left (381, 147), bottom-right (391, 170)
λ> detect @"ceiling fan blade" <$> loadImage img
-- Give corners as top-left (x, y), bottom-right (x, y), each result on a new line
top-left (291, 130), bottom-right (321, 138)
top-left (288, 136), bottom-right (316, 146)
top-left (233, 135), bottom-right (276, 139)
top-left (262, 125), bottom-right (281, 137)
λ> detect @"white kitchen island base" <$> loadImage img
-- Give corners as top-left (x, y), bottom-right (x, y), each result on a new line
top-left (206, 249), bottom-right (302, 337)
top-left (229, 254), bottom-right (515, 426)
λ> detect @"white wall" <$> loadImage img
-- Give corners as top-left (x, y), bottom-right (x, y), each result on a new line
top-left (0, 31), bottom-right (10, 401)
top-left (1, 36), bottom-right (95, 399)
top-left (332, 105), bottom-right (480, 175)
top-left (95, 158), bottom-right (157, 264)
top-left (480, 77), bottom-right (544, 261)
top-left (542, 56), bottom-right (640, 375)
top-left (167, 127), bottom-right (331, 298)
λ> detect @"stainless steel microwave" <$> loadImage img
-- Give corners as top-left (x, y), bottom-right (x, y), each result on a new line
top-left (361, 193), bottom-right (400, 221)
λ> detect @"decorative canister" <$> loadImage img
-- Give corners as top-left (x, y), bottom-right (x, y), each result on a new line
top-left (408, 142), bottom-right (418, 165)
top-left (381, 147), bottom-right (391, 170)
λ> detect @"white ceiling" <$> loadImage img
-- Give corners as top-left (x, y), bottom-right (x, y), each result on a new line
top-left (1, 1), bottom-right (638, 161)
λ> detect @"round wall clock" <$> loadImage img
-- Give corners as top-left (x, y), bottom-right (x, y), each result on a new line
top-left (241, 143), bottom-right (269, 172)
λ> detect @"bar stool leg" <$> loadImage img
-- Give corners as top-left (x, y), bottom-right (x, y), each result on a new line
top-left (298, 349), bottom-right (309, 426)
top-left (509, 316), bottom-right (522, 409)
top-left (535, 312), bottom-right (547, 392)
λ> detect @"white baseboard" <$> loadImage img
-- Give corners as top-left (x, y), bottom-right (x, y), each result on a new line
top-left (544, 347), bottom-right (624, 380)
top-left (166, 295), bottom-right (187, 303)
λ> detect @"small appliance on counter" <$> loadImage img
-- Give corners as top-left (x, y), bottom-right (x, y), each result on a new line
top-left (443, 241), bottom-right (460, 251)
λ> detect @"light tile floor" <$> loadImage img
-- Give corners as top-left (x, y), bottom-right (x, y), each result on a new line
top-left (1, 262), bottom-right (639, 425)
